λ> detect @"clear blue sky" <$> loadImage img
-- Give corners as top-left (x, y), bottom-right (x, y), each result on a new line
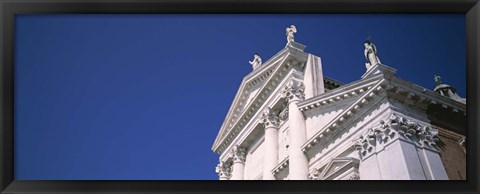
top-left (14, 14), bottom-right (465, 180)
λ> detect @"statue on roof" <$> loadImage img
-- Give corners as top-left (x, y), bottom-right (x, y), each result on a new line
top-left (434, 74), bottom-right (442, 85)
top-left (364, 36), bottom-right (381, 69)
top-left (249, 52), bottom-right (262, 70)
top-left (286, 25), bottom-right (297, 45)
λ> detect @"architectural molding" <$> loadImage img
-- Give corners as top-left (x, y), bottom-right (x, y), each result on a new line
top-left (272, 157), bottom-right (289, 176)
top-left (299, 74), bottom-right (381, 110)
top-left (301, 78), bottom-right (387, 153)
top-left (309, 157), bottom-right (360, 180)
top-left (386, 76), bottom-right (466, 114)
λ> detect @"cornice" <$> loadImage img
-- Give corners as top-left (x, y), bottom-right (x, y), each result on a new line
top-left (212, 49), bottom-right (289, 149)
top-left (386, 76), bottom-right (466, 113)
top-left (299, 73), bottom-right (466, 154)
top-left (301, 78), bottom-right (387, 152)
top-left (272, 156), bottom-right (289, 176)
top-left (298, 74), bottom-right (382, 111)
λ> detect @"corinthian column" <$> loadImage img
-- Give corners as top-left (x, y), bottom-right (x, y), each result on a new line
top-left (261, 107), bottom-right (280, 180)
top-left (215, 161), bottom-right (232, 180)
top-left (283, 79), bottom-right (309, 180)
top-left (230, 145), bottom-right (246, 180)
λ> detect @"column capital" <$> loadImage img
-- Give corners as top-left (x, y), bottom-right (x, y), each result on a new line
top-left (231, 145), bottom-right (246, 164)
top-left (215, 161), bottom-right (232, 179)
top-left (282, 79), bottom-right (305, 103)
top-left (261, 107), bottom-right (280, 128)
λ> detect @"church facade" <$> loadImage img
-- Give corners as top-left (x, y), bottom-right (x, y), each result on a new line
top-left (211, 27), bottom-right (466, 180)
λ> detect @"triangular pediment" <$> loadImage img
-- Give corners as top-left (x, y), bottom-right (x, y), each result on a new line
top-left (212, 45), bottom-right (310, 153)
top-left (319, 157), bottom-right (359, 180)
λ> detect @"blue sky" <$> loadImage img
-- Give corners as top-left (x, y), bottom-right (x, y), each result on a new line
top-left (14, 14), bottom-right (465, 180)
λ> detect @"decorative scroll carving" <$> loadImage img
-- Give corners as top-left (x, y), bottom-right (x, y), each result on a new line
top-left (348, 170), bottom-right (360, 180)
top-left (353, 114), bottom-right (440, 157)
top-left (308, 168), bottom-right (320, 180)
top-left (260, 107), bottom-right (280, 128)
top-left (282, 79), bottom-right (305, 103)
top-left (215, 161), bottom-right (232, 179)
top-left (231, 145), bottom-right (246, 163)
top-left (279, 104), bottom-right (289, 121)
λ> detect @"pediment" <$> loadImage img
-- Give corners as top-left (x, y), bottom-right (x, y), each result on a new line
top-left (212, 46), bottom-right (309, 153)
top-left (319, 157), bottom-right (359, 180)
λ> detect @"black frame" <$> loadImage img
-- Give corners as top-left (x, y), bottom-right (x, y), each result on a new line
top-left (1, 0), bottom-right (478, 193)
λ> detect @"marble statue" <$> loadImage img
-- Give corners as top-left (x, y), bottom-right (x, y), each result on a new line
top-left (249, 52), bottom-right (262, 70)
top-left (364, 37), bottom-right (381, 69)
top-left (434, 75), bottom-right (442, 85)
top-left (286, 25), bottom-right (297, 45)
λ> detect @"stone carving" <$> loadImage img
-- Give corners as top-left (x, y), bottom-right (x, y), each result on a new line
top-left (215, 161), bottom-right (232, 179)
top-left (434, 75), bottom-right (442, 85)
top-left (279, 105), bottom-right (289, 121)
top-left (261, 107), bottom-right (280, 128)
top-left (249, 52), bottom-right (262, 70)
top-left (286, 25), bottom-right (297, 45)
top-left (364, 37), bottom-right (381, 69)
top-left (231, 145), bottom-right (246, 163)
top-left (353, 114), bottom-right (440, 157)
top-left (282, 79), bottom-right (305, 102)
top-left (348, 171), bottom-right (360, 180)
top-left (308, 168), bottom-right (320, 180)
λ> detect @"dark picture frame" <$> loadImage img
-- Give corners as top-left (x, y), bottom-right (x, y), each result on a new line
top-left (1, 0), bottom-right (479, 193)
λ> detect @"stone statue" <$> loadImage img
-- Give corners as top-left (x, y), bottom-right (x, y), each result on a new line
top-left (434, 75), bottom-right (442, 85)
top-left (249, 52), bottom-right (262, 70)
top-left (286, 25), bottom-right (297, 45)
top-left (364, 37), bottom-right (381, 69)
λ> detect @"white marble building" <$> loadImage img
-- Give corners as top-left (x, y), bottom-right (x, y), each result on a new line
top-left (212, 27), bottom-right (466, 180)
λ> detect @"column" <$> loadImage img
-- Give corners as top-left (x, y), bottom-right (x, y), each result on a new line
top-left (283, 79), bottom-right (309, 180)
top-left (215, 161), bottom-right (232, 180)
top-left (261, 107), bottom-right (280, 180)
top-left (230, 145), bottom-right (246, 180)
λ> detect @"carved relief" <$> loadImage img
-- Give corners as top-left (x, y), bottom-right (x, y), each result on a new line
top-left (282, 79), bottom-right (305, 103)
top-left (353, 114), bottom-right (440, 157)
